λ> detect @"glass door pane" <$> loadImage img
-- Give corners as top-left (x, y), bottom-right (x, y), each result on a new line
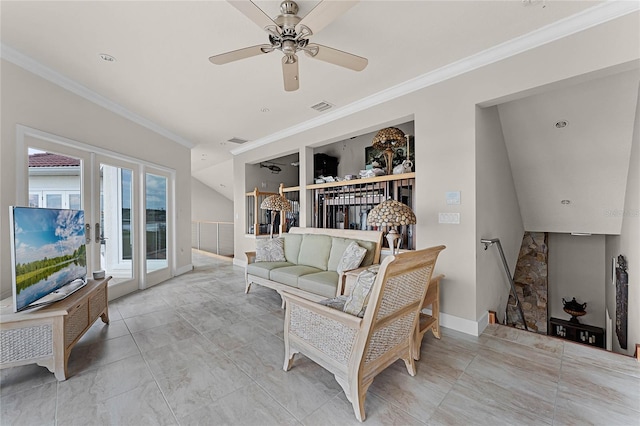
top-left (28, 193), bottom-right (40, 207)
top-left (29, 150), bottom-right (81, 210)
top-left (99, 163), bottom-right (134, 284)
top-left (26, 146), bottom-right (95, 276)
top-left (44, 193), bottom-right (63, 208)
top-left (145, 173), bottom-right (168, 272)
top-left (69, 193), bottom-right (81, 210)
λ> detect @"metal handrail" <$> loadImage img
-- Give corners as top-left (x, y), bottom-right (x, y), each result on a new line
top-left (481, 238), bottom-right (528, 331)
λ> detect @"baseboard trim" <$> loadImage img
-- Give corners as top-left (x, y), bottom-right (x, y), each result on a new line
top-left (233, 258), bottom-right (247, 268)
top-left (476, 310), bottom-right (490, 336)
top-left (174, 264), bottom-right (193, 276)
top-left (422, 308), bottom-right (490, 337)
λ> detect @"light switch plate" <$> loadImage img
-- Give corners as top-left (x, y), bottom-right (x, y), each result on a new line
top-left (439, 212), bottom-right (460, 224)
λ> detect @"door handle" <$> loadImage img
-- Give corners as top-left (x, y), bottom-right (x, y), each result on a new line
top-left (85, 223), bottom-right (91, 243)
top-left (95, 223), bottom-right (101, 244)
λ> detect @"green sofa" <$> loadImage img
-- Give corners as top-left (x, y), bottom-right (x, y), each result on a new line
top-left (245, 227), bottom-right (383, 304)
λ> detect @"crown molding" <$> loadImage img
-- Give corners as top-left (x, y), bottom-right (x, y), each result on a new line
top-left (231, 0), bottom-right (639, 155)
top-left (1, 43), bottom-right (195, 149)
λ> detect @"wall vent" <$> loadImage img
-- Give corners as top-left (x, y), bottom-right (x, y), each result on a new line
top-left (310, 101), bottom-right (333, 112)
top-left (227, 137), bottom-right (249, 144)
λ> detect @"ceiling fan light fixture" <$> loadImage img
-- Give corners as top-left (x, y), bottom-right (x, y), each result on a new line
top-left (211, 0), bottom-right (367, 91)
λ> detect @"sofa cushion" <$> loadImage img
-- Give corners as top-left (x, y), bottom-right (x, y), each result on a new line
top-left (336, 241), bottom-right (367, 275)
top-left (327, 237), bottom-right (355, 271)
top-left (247, 261), bottom-right (293, 279)
top-left (270, 265), bottom-right (323, 287)
top-left (298, 271), bottom-right (340, 298)
top-left (255, 238), bottom-right (286, 262)
top-left (297, 234), bottom-right (332, 270)
top-left (281, 233), bottom-right (303, 264)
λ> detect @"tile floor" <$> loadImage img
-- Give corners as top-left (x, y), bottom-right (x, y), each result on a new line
top-left (1, 250), bottom-right (639, 425)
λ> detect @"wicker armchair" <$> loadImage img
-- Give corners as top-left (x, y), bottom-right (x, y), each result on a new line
top-left (282, 245), bottom-right (445, 422)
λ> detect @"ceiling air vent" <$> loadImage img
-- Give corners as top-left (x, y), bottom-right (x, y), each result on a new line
top-left (311, 101), bottom-right (333, 112)
top-left (227, 137), bottom-right (249, 144)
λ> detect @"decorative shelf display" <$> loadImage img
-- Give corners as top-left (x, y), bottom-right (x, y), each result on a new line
top-left (310, 173), bottom-right (415, 250)
top-left (549, 317), bottom-right (604, 348)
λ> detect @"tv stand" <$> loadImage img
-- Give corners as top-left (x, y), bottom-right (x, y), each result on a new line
top-left (0, 277), bottom-right (110, 380)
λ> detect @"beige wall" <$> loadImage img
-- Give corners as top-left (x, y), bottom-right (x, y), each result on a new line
top-left (1, 60), bottom-right (193, 299)
top-left (245, 157), bottom-right (299, 194)
top-left (233, 14), bottom-right (639, 333)
top-left (606, 82), bottom-right (640, 355)
top-left (191, 177), bottom-right (233, 223)
top-left (548, 233), bottom-right (606, 329)
top-left (475, 105), bottom-right (524, 326)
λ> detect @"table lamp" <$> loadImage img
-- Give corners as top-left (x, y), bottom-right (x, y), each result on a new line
top-left (260, 194), bottom-right (292, 238)
top-left (367, 199), bottom-right (416, 254)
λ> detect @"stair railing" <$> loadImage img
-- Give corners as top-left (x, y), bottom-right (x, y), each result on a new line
top-left (481, 238), bottom-right (528, 331)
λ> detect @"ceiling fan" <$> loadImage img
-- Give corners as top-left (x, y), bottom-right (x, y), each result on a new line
top-left (209, 0), bottom-right (368, 91)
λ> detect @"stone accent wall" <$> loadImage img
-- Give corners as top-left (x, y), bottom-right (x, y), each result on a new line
top-left (510, 232), bottom-right (548, 333)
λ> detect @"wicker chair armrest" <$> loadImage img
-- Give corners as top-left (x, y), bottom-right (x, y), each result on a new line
top-left (245, 251), bottom-right (256, 265)
top-left (431, 274), bottom-right (445, 285)
top-left (282, 291), bottom-right (362, 329)
top-left (342, 264), bottom-right (377, 296)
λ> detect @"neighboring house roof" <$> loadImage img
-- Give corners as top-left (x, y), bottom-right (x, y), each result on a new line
top-left (29, 153), bottom-right (80, 167)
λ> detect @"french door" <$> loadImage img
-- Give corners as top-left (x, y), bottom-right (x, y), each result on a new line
top-left (94, 155), bottom-right (139, 298)
top-left (144, 169), bottom-right (172, 287)
top-left (19, 127), bottom-right (174, 299)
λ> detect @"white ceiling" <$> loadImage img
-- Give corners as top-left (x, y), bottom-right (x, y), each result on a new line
top-left (2, 0), bottom-right (638, 231)
top-left (1, 0), bottom-right (601, 176)
top-left (498, 70), bottom-right (639, 235)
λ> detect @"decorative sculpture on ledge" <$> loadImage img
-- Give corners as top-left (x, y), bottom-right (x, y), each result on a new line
top-left (562, 297), bottom-right (587, 324)
top-left (615, 254), bottom-right (628, 350)
top-left (371, 127), bottom-right (406, 175)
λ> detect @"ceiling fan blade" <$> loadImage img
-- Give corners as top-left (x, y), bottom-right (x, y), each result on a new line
top-left (282, 55), bottom-right (299, 92)
top-left (295, 1), bottom-right (358, 36)
top-left (209, 45), bottom-right (273, 65)
top-left (304, 43), bottom-right (367, 71)
top-left (228, 1), bottom-right (281, 34)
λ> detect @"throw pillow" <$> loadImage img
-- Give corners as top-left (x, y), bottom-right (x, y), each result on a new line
top-left (318, 295), bottom-right (348, 311)
top-left (319, 295), bottom-right (366, 318)
top-left (336, 241), bottom-right (367, 275)
top-left (343, 267), bottom-right (378, 316)
top-left (255, 238), bottom-right (286, 262)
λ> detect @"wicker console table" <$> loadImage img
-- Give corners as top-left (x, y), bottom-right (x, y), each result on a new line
top-left (0, 277), bottom-right (110, 380)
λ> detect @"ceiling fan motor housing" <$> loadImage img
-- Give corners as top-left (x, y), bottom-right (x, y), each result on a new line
top-left (272, 1), bottom-right (307, 56)
top-left (280, 1), bottom-right (299, 16)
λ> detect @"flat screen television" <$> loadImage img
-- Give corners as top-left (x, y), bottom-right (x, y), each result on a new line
top-left (9, 206), bottom-right (87, 312)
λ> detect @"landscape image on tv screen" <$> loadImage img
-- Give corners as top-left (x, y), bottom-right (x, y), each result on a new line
top-left (10, 207), bottom-right (87, 311)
